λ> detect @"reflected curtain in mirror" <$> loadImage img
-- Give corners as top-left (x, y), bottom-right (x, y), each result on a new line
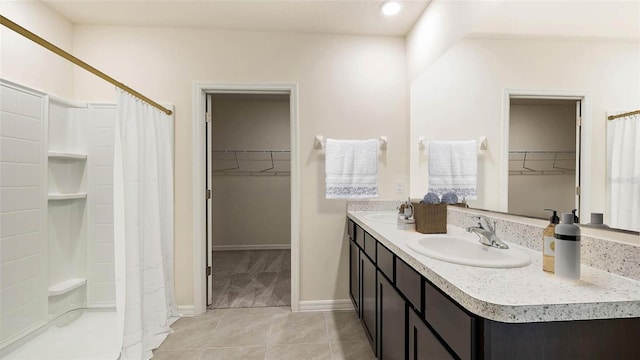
top-left (607, 112), bottom-right (640, 231)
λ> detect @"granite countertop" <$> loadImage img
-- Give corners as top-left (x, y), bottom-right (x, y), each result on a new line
top-left (348, 210), bottom-right (640, 323)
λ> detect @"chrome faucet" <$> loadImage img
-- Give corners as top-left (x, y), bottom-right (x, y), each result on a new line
top-left (466, 216), bottom-right (509, 249)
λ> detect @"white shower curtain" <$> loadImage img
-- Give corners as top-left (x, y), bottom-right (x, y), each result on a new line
top-left (114, 89), bottom-right (176, 360)
top-left (608, 112), bottom-right (640, 231)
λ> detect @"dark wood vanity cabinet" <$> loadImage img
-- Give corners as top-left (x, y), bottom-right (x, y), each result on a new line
top-left (425, 282), bottom-right (473, 360)
top-left (349, 239), bottom-right (360, 314)
top-left (361, 252), bottom-right (377, 351)
top-left (349, 220), bottom-right (377, 354)
top-left (348, 220), bottom-right (359, 314)
top-left (409, 306), bottom-right (454, 360)
top-left (482, 317), bottom-right (640, 360)
top-left (377, 272), bottom-right (405, 360)
top-left (348, 217), bottom-right (640, 360)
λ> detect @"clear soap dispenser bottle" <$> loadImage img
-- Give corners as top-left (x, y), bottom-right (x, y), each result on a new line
top-left (542, 209), bottom-right (559, 273)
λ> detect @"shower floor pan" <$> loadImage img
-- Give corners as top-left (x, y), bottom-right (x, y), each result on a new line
top-left (2, 309), bottom-right (119, 360)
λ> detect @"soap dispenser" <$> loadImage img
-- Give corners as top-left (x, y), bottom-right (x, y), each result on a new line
top-left (397, 198), bottom-right (415, 230)
top-left (555, 213), bottom-right (581, 280)
top-left (542, 209), bottom-right (559, 273)
top-left (571, 208), bottom-right (579, 223)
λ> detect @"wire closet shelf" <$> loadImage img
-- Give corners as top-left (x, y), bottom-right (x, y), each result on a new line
top-left (508, 150), bottom-right (576, 175)
top-left (212, 149), bottom-right (291, 176)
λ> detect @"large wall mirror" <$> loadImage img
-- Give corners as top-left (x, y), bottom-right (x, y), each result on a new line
top-left (408, 2), bottom-right (639, 234)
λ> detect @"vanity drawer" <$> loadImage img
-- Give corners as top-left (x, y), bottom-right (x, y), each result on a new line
top-left (355, 225), bottom-right (365, 249)
top-left (395, 258), bottom-right (422, 312)
top-left (376, 242), bottom-right (394, 281)
top-left (347, 219), bottom-right (355, 240)
top-left (364, 232), bottom-right (376, 261)
top-left (424, 282), bottom-right (473, 360)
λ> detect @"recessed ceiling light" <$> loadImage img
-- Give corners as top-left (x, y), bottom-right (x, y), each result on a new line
top-left (380, 1), bottom-right (402, 16)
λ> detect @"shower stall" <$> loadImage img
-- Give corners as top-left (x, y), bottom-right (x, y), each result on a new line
top-left (1, 79), bottom-right (119, 359)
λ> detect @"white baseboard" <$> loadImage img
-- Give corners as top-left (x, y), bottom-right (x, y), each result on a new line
top-left (298, 299), bottom-right (354, 312)
top-left (177, 305), bottom-right (199, 317)
top-left (213, 244), bottom-right (291, 251)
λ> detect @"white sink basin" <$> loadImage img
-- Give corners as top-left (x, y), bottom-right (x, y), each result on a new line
top-left (363, 213), bottom-right (398, 224)
top-left (406, 233), bottom-right (531, 268)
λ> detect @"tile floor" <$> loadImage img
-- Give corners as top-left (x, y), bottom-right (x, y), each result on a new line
top-left (211, 250), bottom-right (290, 308)
top-left (153, 307), bottom-right (376, 360)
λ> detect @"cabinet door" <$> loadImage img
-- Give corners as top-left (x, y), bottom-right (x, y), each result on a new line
top-left (424, 282), bottom-right (473, 360)
top-left (361, 252), bottom-right (377, 353)
top-left (408, 307), bottom-right (454, 360)
top-left (377, 271), bottom-right (406, 360)
top-left (348, 219), bottom-right (355, 240)
top-left (350, 240), bottom-right (360, 314)
top-left (355, 224), bottom-right (365, 248)
top-left (396, 258), bottom-right (422, 312)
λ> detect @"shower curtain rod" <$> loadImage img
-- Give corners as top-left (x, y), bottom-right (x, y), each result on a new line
top-left (0, 15), bottom-right (173, 115)
top-left (608, 109), bottom-right (640, 121)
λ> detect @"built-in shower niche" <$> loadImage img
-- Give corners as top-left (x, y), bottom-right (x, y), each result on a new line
top-left (47, 199), bottom-right (87, 319)
top-left (48, 155), bottom-right (87, 197)
top-left (47, 100), bottom-right (89, 319)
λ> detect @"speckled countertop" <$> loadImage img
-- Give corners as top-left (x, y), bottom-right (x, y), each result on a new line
top-left (348, 210), bottom-right (640, 323)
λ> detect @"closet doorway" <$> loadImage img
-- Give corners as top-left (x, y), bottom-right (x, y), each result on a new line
top-left (206, 93), bottom-right (292, 309)
top-left (507, 97), bottom-right (582, 218)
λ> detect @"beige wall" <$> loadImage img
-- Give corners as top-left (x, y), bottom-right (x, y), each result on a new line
top-left (0, 0), bottom-right (74, 98)
top-left (409, 36), bottom-right (640, 217)
top-left (405, 0), bottom-right (502, 82)
top-left (71, 26), bottom-right (409, 305)
top-left (211, 95), bottom-right (291, 248)
top-left (508, 102), bottom-right (576, 218)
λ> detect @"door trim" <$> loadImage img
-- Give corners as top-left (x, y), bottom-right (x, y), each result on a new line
top-left (501, 88), bottom-right (591, 220)
top-left (192, 82), bottom-right (300, 314)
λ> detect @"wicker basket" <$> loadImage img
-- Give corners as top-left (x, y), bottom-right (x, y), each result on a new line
top-left (412, 202), bottom-right (447, 234)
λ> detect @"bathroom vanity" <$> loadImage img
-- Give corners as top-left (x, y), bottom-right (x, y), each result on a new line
top-left (347, 211), bottom-right (640, 360)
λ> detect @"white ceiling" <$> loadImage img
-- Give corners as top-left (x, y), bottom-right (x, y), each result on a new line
top-left (41, 0), bottom-right (432, 37)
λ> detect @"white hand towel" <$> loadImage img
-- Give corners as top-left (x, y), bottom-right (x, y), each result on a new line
top-left (325, 139), bottom-right (379, 199)
top-left (428, 140), bottom-right (477, 200)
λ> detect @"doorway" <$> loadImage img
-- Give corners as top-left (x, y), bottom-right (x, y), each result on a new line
top-left (506, 97), bottom-right (582, 218)
top-left (207, 93), bottom-right (291, 308)
top-left (192, 83), bottom-right (299, 314)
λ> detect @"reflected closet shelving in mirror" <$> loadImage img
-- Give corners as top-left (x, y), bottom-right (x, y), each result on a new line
top-left (508, 150), bottom-right (576, 175)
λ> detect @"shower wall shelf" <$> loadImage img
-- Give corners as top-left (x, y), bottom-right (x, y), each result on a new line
top-left (47, 98), bottom-right (91, 321)
top-left (48, 193), bottom-right (87, 200)
top-left (212, 149), bottom-right (291, 176)
top-left (48, 151), bottom-right (87, 160)
top-left (48, 278), bottom-right (87, 297)
top-left (508, 150), bottom-right (576, 175)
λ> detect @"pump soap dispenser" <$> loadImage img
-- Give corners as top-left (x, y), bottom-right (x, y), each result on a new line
top-left (397, 198), bottom-right (415, 230)
top-left (555, 213), bottom-right (581, 280)
top-left (542, 209), bottom-right (559, 273)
